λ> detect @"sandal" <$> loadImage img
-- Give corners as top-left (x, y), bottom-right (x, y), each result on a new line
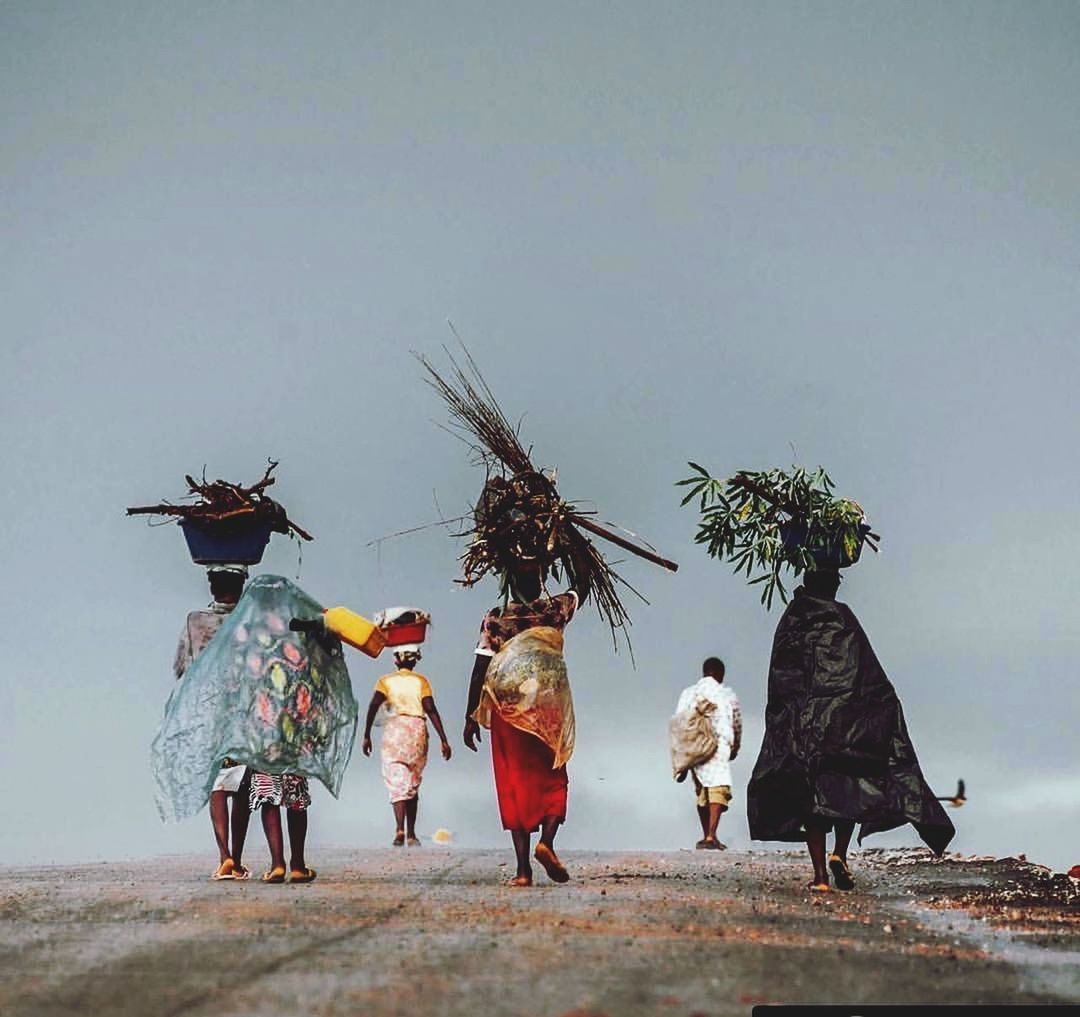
top-left (506, 874), bottom-right (533, 887)
top-left (828, 854), bottom-right (855, 891)
top-left (289, 866), bottom-right (317, 884)
top-left (261, 866), bottom-right (286, 884)
top-left (211, 859), bottom-right (235, 881)
top-left (406, 836), bottom-right (421, 847)
top-left (806, 880), bottom-right (831, 894)
top-left (232, 864), bottom-right (251, 881)
top-left (392, 831), bottom-right (405, 847)
top-left (534, 842), bottom-right (570, 884)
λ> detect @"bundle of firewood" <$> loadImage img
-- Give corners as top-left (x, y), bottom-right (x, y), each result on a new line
top-left (126, 460), bottom-right (313, 541)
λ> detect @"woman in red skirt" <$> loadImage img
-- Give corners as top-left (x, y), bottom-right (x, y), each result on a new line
top-left (464, 565), bottom-right (579, 887)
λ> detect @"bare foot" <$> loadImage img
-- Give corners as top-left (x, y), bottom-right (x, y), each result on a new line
top-left (534, 842), bottom-right (570, 883)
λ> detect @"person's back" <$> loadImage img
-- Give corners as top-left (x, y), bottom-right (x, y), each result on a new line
top-left (677, 657), bottom-right (741, 849)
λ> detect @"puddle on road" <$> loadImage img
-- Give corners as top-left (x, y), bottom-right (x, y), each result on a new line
top-left (902, 900), bottom-right (1080, 1001)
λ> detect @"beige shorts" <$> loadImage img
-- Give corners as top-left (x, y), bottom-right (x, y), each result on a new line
top-left (693, 777), bottom-right (732, 810)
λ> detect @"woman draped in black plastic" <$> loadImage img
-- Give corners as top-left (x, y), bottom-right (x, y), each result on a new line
top-left (747, 568), bottom-right (955, 892)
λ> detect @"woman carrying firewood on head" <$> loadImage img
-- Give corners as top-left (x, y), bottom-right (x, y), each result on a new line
top-left (464, 555), bottom-right (584, 886)
top-left (417, 348), bottom-right (677, 887)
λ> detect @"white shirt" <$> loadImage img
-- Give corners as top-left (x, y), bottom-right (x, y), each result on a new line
top-left (675, 677), bottom-right (742, 788)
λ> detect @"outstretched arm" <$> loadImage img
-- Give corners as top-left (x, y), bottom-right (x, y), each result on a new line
top-left (464, 654), bottom-right (489, 751)
top-left (361, 691), bottom-right (386, 756)
top-left (423, 696), bottom-right (452, 760)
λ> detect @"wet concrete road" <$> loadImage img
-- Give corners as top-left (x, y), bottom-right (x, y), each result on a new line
top-left (2, 847), bottom-right (1078, 1016)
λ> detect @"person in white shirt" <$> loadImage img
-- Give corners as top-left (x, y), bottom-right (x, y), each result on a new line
top-left (675, 657), bottom-right (742, 850)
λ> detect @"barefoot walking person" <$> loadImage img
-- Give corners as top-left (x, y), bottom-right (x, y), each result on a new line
top-left (363, 648), bottom-right (452, 846)
top-left (173, 564), bottom-right (252, 881)
top-left (674, 657), bottom-right (741, 850)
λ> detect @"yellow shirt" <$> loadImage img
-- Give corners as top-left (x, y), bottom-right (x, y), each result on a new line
top-left (374, 669), bottom-right (434, 718)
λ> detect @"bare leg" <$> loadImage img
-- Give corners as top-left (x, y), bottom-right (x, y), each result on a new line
top-left (829, 820), bottom-right (856, 890)
top-left (391, 801), bottom-right (407, 844)
top-left (286, 809), bottom-right (307, 873)
top-left (705, 803), bottom-right (725, 844)
top-left (405, 796), bottom-right (419, 840)
top-left (230, 781), bottom-right (251, 870)
top-left (833, 820), bottom-right (855, 861)
top-left (806, 824), bottom-right (829, 887)
top-left (539, 815), bottom-right (559, 849)
top-left (261, 807), bottom-right (286, 872)
top-left (696, 804), bottom-right (710, 839)
top-left (510, 830), bottom-right (533, 882)
top-left (209, 790), bottom-right (231, 864)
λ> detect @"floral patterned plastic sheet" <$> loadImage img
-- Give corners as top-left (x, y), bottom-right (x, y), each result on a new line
top-left (475, 626), bottom-right (576, 768)
top-left (152, 574), bottom-right (359, 821)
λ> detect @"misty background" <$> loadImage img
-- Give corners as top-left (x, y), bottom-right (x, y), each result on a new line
top-left (2, 2), bottom-right (1078, 872)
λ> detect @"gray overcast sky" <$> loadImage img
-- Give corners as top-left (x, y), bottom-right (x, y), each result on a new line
top-left (3, 2), bottom-right (1078, 871)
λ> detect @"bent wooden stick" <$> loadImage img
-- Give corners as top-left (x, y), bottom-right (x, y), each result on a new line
top-left (571, 515), bottom-right (679, 573)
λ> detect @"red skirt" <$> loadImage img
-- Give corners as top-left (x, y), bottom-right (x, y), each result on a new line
top-left (490, 711), bottom-right (568, 832)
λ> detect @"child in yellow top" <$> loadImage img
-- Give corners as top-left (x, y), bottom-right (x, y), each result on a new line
top-left (362, 650), bottom-right (451, 846)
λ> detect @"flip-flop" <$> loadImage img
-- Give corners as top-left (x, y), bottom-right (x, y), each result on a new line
top-left (392, 832), bottom-right (405, 847)
top-left (806, 880), bottom-right (831, 894)
top-left (261, 867), bottom-right (286, 884)
top-left (702, 838), bottom-right (727, 851)
top-left (211, 859), bottom-right (235, 881)
top-left (232, 865), bottom-right (251, 881)
top-left (534, 842), bottom-right (570, 884)
top-left (289, 867), bottom-right (317, 884)
top-left (506, 875), bottom-right (533, 888)
top-left (406, 836), bottom-right (421, 847)
top-left (828, 854), bottom-right (855, 891)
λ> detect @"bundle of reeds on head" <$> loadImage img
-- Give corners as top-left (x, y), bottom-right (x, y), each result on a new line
top-left (417, 345), bottom-right (677, 647)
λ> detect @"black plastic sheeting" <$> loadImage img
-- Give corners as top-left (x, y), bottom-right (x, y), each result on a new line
top-left (747, 588), bottom-right (955, 854)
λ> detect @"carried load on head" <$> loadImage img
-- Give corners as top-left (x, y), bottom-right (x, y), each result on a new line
top-left (417, 344), bottom-right (678, 646)
top-left (127, 460), bottom-right (313, 565)
top-left (373, 606), bottom-right (432, 654)
top-left (677, 462), bottom-right (879, 608)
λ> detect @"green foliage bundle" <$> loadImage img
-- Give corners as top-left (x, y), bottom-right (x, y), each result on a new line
top-left (677, 464), bottom-right (878, 608)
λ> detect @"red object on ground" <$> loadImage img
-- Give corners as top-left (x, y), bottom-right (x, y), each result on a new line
top-left (490, 711), bottom-right (568, 832)
top-left (383, 621), bottom-right (429, 647)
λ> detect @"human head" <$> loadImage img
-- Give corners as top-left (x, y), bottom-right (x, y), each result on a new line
top-left (206, 564), bottom-right (248, 605)
top-left (803, 568), bottom-right (841, 599)
top-left (394, 649), bottom-right (422, 670)
top-left (507, 563), bottom-right (543, 603)
top-left (702, 656), bottom-right (725, 683)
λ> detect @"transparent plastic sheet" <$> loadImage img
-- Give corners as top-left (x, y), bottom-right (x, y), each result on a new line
top-left (152, 575), bottom-right (358, 822)
top-left (475, 626), bottom-right (575, 768)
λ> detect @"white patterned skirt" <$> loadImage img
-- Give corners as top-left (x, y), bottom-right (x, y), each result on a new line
top-left (380, 715), bottom-right (429, 803)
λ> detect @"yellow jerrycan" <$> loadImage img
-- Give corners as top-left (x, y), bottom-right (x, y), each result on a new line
top-left (323, 607), bottom-right (386, 657)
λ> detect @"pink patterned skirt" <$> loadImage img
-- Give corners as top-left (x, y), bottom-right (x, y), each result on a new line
top-left (380, 714), bottom-right (429, 803)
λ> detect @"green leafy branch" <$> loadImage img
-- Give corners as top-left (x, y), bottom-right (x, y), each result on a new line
top-left (676, 463), bottom-right (879, 608)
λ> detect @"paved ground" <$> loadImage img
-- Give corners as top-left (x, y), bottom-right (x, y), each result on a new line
top-left (2, 846), bottom-right (1078, 1016)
